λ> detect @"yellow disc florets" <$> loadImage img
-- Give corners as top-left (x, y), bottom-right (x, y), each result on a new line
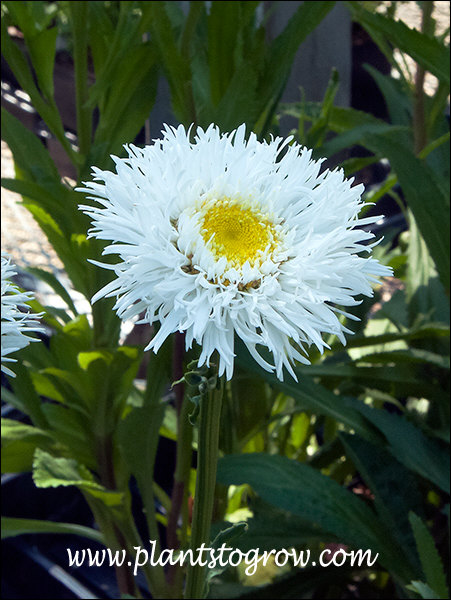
top-left (200, 197), bottom-right (278, 267)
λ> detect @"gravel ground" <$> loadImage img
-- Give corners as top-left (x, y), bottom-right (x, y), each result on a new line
top-left (1, 140), bottom-right (65, 275)
top-left (1, 140), bottom-right (90, 313)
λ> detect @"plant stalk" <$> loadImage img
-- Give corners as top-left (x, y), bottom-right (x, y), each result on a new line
top-left (95, 433), bottom-right (139, 598)
top-left (184, 376), bottom-right (224, 599)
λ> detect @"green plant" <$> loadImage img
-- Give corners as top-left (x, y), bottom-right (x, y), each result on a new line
top-left (1, 2), bottom-right (449, 599)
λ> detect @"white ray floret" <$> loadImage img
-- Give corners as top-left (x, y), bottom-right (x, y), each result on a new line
top-left (1, 253), bottom-right (43, 377)
top-left (78, 124), bottom-right (392, 380)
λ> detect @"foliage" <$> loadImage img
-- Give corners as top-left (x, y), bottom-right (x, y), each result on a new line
top-left (1, 1), bottom-right (449, 599)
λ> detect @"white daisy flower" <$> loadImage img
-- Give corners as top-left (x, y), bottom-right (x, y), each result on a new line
top-left (1, 253), bottom-right (43, 377)
top-left (78, 124), bottom-right (392, 381)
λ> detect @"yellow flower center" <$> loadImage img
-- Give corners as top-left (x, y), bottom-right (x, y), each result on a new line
top-left (200, 198), bottom-right (277, 267)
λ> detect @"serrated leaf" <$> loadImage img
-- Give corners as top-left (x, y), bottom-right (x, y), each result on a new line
top-left (33, 447), bottom-right (101, 490)
top-left (217, 453), bottom-right (414, 580)
top-left (206, 522), bottom-right (249, 585)
top-left (32, 448), bottom-right (123, 508)
top-left (1, 419), bottom-right (55, 474)
top-left (369, 132), bottom-right (449, 291)
top-left (356, 405), bottom-right (450, 494)
top-left (41, 404), bottom-right (95, 470)
top-left (340, 432), bottom-right (423, 573)
top-left (346, 2), bottom-right (450, 84)
top-left (407, 580), bottom-right (441, 599)
top-left (222, 498), bottom-right (337, 553)
top-left (409, 513), bottom-right (449, 599)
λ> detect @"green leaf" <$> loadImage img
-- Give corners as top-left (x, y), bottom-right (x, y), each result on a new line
top-left (409, 513), bottom-right (449, 599)
top-left (25, 27), bottom-right (58, 99)
top-left (1, 108), bottom-right (59, 183)
top-left (306, 68), bottom-right (340, 148)
top-left (1, 177), bottom-right (89, 235)
top-left (364, 64), bottom-right (412, 126)
top-left (32, 448), bottom-right (123, 508)
top-left (340, 433), bottom-right (422, 573)
top-left (117, 337), bottom-right (172, 510)
top-left (217, 453), bottom-right (414, 580)
top-left (354, 348), bottom-right (449, 369)
top-left (406, 217), bottom-right (450, 325)
top-left (368, 132), bottom-right (450, 290)
top-left (346, 2), bottom-right (450, 85)
top-left (330, 322), bottom-right (450, 351)
top-left (1, 22), bottom-right (77, 163)
top-left (41, 404), bottom-right (95, 470)
top-left (25, 266), bottom-right (78, 316)
top-left (295, 362), bottom-right (441, 399)
top-left (223, 498), bottom-right (338, 552)
top-left (3, 0), bottom-right (58, 97)
top-left (146, 1), bottom-right (195, 124)
top-left (1, 517), bottom-right (104, 544)
top-left (69, 1), bottom-right (92, 158)
top-left (47, 314), bottom-right (93, 372)
top-left (356, 404), bottom-right (450, 494)
top-left (86, 1), bottom-right (145, 107)
top-left (207, 1), bottom-right (244, 106)
top-left (33, 447), bottom-right (102, 490)
top-left (5, 198), bottom-right (90, 299)
top-left (93, 42), bottom-right (158, 157)
top-left (257, 1), bottom-right (335, 135)
top-left (206, 521), bottom-right (249, 585)
top-left (235, 340), bottom-right (383, 444)
top-left (211, 51), bottom-right (261, 132)
top-left (340, 155), bottom-right (381, 177)
top-left (407, 581), bottom-right (441, 599)
top-left (6, 362), bottom-right (48, 429)
top-left (77, 346), bottom-right (142, 436)
top-left (1, 419), bottom-right (55, 474)
top-left (28, 297), bottom-right (71, 328)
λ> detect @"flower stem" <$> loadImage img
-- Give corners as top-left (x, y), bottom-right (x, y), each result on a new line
top-left (184, 376), bottom-right (224, 599)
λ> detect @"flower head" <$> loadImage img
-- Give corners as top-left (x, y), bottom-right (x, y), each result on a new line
top-left (79, 124), bottom-right (391, 380)
top-left (1, 254), bottom-right (43, 376)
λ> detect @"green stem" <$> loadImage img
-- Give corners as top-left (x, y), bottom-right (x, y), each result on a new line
top-left (184, 376), bottom-right (224, 599)
top-left (94, 435), bottom-right (139, 598)
top-left (121, 512), bottom-right (167, 599)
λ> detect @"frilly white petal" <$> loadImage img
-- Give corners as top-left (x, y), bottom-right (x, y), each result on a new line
top-left (78, 124), bottom-right (393, 381)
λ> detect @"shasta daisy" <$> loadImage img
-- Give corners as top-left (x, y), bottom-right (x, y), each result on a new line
top-left (79, 124), bottom-right (391, 380)
top-left (1, 253), bottom-right (43, 376)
